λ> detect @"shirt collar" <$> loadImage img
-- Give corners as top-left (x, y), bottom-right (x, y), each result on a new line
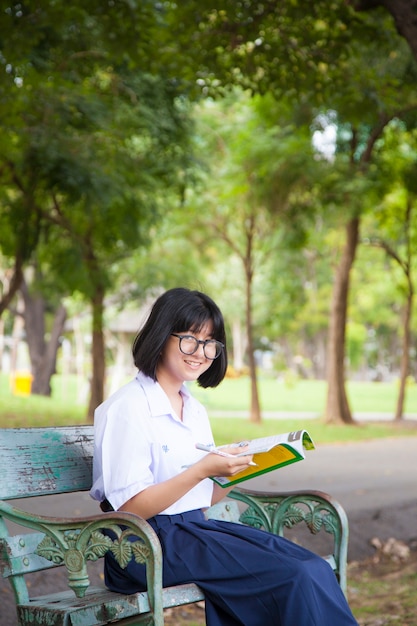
top-left (136, 370), bottom-right (190, 418)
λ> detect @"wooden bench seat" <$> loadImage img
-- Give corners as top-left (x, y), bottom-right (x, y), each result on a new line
top-left (16, 583), bottom-right (206, 626)
top-left (0, 426), bottom-right (349, 625)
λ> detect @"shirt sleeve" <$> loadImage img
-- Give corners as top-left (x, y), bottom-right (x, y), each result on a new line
top-left (95, 392), bottom-right (155, 511)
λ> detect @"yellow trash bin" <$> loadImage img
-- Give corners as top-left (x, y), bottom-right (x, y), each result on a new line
top-left (11, 371), bottom-right (33, 396)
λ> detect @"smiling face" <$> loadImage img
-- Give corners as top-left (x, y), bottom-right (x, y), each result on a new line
top-left (132, 288), bottom-right (227, 389)
top-left (156, 322), bottom-right (215, 390)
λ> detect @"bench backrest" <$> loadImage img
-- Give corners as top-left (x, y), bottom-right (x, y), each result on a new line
top-left (0, 426), bottom-right (94, 500)
top-left (0, 426), bottom-right (96, 606)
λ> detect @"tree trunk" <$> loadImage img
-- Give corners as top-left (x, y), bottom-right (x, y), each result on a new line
top-left (21, 281), bottom-right (46, 390)
top-left (21, 279), bottom-right (67, 396)
top-left (0, 316), bottom-right (4, 372)
top-left (393, 200), bottom-right (414, 421)
top-left (0, 256), bottom-right (24, 317)
top-left (34, 304), bottom-right (67, 396)
top-left (324, 217), bottom-right (359, 424)
top-left (245, 258), bottom-right (261, 423)
top-left (10, 298), bottom-right (25, 373)
top-left (395, 290), bottom-right (412, 420)
top-left (87, 286), bottom-right (106, 421)
top-left (370, 199), bottom-right (414, 420)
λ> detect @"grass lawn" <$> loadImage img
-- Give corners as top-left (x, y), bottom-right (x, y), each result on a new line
top-left (191, 375), bottom-right (417, 415)
top-left (1, 372), bottom-right (417, 444)
top-left (0, 372), bottom-right (86, 427)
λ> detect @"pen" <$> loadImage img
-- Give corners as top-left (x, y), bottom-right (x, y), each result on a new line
top-left (195, 443), bottom-right (257, 466)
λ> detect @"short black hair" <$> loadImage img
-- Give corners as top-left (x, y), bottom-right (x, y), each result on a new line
top-left (132, 288), bottom-right (228, 388)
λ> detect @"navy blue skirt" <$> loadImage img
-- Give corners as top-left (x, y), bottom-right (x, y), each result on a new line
top-left (104, 509), bottom-right (358, 626)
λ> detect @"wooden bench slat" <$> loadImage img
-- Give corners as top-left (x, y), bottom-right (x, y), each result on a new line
top-left (0, 426), bottom-right (93, 499)
top-left (17, 583), bottom-right (205, 626)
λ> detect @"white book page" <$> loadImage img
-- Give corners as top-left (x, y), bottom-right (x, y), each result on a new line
top-left (218, 431), bottom-right (308, 456)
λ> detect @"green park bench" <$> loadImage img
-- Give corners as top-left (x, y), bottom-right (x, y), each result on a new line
top-left (0, 426), bottom-right (349, 625)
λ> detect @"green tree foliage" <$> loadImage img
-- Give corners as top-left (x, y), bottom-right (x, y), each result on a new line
top-left (165, 1), bottom-right (360, 99)
top-left (352, 0), bottom-right (417, 63)
top-left (169, 91), bottom-right (322, 421)
top-left (165, 1), bottom-right (417, 423)
top-left (360, 123), bottom-right (417, 418)
top-left (0, 2), bottom-right (193, 414)
top-left (165, 1), bottom-right (415, 109)
top-left (2, 1), bottom-right (417, 424)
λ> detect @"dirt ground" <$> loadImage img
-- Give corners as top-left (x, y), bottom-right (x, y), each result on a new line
top-left (163, 539), bottom-right (417, 626)
top-left (348, 542), bottom-right (417, 626)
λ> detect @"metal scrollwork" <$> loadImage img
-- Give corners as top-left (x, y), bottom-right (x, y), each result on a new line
top-left (239, 506), bottom-right (264, 530)
top-left (281, 503), bottom-right (305, 529)
top-left (35, 523), bottom-right (150, 598)
top-left (229, 489), bottom-right (341, 541)
top-left (0, 495), bottom-right (164, 621)
top-left (35, 535), bottom-right (64, 564)
top-left (84, 529), bottom-right (113, 561)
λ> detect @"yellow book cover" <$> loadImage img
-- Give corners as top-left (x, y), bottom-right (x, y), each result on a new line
top-left (211, 430), bottom-right (315, 488)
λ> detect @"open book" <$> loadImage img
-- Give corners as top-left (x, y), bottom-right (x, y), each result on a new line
top-left (210, 430), bottom-right (315, 488)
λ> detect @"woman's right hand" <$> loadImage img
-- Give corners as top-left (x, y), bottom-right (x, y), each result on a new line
top-left (194, 446), bottom-right (254, 479)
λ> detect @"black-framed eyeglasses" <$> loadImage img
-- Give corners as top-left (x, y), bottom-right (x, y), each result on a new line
top-left (171, 333), bottom-right (224, 360)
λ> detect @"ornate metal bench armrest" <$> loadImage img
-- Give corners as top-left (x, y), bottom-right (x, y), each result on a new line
top-left (0, 500), bottom-right (163, 622)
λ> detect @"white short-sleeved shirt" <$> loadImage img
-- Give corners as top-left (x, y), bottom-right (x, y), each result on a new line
top-left (90, 371), bottom-right (215, 514)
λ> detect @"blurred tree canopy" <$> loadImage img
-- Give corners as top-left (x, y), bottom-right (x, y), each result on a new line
top-left (0, 2), bottom-right (194, 415)
top-left (1, 1), bottom-right (417, 422)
